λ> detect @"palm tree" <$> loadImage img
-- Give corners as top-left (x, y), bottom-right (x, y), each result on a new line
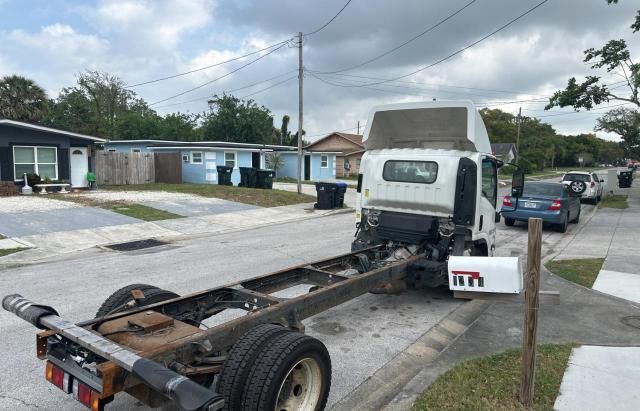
top-left (0, 75), bottom-right (49, 122)
top-left (266, 152), bottom-right (284, 177)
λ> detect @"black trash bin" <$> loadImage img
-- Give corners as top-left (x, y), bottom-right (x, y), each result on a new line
top-left (618, 171), bottom-right (633, 188)
top-left (256, 169), bottom-right (275, 189)
top-left (314, 182), bottom-right (337, 209)
top-left (217, 166), bottom-right (233, 186)
top-left (239, 167), bottom-right (250, 187)
top-left (334, 181), bottom-right (348, 208)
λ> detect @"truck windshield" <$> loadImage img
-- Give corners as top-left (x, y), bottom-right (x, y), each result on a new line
top-left (382, 160), bottom-right (438, 184)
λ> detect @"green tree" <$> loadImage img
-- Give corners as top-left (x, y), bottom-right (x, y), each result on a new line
top-left (0, 75), bottom-right (49, 122)
top-left (595, 107), bottom-right (640, 157)
top-left (158, 112), bottom-right (201, 141)
top-left (547, 1), bottom-right (640, 156)
top-left (201, 94), bottom-right (275, 143)
top-left (280, 114), bottom-right (291, 145)
top-left (266, 152), bottom-right (284, 176)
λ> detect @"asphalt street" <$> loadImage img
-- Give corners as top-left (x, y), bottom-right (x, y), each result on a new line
top-left (0, 173), bottom-right (608, 410)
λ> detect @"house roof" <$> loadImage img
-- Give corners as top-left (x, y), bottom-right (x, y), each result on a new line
top-left (106, 139), bottom-right (297, 151)
top-left (305, 132), bottom-right (364, 152)
top-left (343, 149), bottom-right (365, 156)
top-left (491, 143), bottom-right (517, 157)
top-left (0, 119), bottom-right (107, 142)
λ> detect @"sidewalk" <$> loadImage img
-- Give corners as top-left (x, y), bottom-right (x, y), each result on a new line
top-left (0, 202), bottom-right (351, 265)
top-left (553, 182), bottom-right (640, 411)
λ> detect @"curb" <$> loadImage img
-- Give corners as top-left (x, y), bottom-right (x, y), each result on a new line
top-left (330, 299), bottom-right (491, 411)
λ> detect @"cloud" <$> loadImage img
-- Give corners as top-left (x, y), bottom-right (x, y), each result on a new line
top-left (90, 0), bottom-right (215, 52)
top-left (0, 24), bottom-right (110, 95)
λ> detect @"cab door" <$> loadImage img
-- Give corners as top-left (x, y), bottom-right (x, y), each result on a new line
top-left (477, 157), bottom-right (498, 255)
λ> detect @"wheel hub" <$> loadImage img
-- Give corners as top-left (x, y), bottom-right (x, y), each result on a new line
top-left (275, 357), bottom-right (322, 411)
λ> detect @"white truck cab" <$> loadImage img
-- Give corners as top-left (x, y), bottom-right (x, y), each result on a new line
top-left (353, 101), bottom-right (501, 288)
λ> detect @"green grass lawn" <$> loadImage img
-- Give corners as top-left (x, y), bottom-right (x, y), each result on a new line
top-left (274, 177), bottom-right (316, 185)
top-left (109, 203), bottom-right (183, 221)
top-left (0, 248), bottom-right (25, 257)
top-left (413, 344), bottom-right (574, 411)
top-left (598, 194), bottom-right (628, 209)
top-left (545, 258), bottom-right (604, 288)
top-left (102, 183), bottom-right (316, 207)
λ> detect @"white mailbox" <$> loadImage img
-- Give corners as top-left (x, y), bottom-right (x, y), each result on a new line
top-left (447, 256), bottom-right (523, 294)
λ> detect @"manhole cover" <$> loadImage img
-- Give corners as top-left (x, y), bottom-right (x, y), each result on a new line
top-left (621, 316), bottom-right (640, 330)
top-left (105, 239), bottom-right (168, 252)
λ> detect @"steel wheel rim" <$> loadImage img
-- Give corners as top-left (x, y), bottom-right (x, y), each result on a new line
top-left (275, 357), bottom-right (323, 411)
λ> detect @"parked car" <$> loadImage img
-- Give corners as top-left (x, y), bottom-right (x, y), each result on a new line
top-left (561, 171), bottom-right (604, 204)
top-left (501, 182), bottom-right (581, 233)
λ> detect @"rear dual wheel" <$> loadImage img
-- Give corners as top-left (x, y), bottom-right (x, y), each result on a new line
top-left (219, 326), bottom-right (331, 411)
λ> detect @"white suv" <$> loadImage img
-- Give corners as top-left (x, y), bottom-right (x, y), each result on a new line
top-left (561, 171), bottom-right (604, 203)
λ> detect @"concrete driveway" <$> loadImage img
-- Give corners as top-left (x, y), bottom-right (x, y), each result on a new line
top-left (0, 197), bottom-right (141, 238)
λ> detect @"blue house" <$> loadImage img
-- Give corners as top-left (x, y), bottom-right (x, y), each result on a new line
top-left (103, 140), bottom-right (338, 185)
top-left (0, 119), bottom-right (106, 188)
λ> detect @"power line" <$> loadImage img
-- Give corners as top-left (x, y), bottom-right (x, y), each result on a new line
top-left (149, 43), bottom-right (288, 106)
top-left (316, 0), bottom-right (478, 74)
top-left (309, 70), bottom-right (541, 96)
top-left (304, 0), bottom-right (353, 36)
top-left (240, 76), bottom-right (297, 99)
top-left (153, 70), bottom-right (297, 109)
top-left (318, 0), bottom-right (550, 88)
top-left (127, 40), bottom-right (292, 88)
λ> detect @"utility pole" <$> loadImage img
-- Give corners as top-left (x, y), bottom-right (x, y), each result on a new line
top-left (297, 32), bottom-right (303, 194)
top-left (357, 120), bottom-right (360, 135)
top-left (515, 107), bottom-right (522, 166)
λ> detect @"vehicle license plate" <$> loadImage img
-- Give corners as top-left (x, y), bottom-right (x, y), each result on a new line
top-left (523, 202), bottom-right (536, 208)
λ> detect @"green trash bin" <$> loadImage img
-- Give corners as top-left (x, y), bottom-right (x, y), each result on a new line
top-left (256, 169), bottom-right (275, 189)
top-left (86, 172), bottom-right (97, 190)
top-left (216, 166), bottom-right (233, 186)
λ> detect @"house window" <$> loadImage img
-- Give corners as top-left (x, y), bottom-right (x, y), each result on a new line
top-left (321, 155), bottom-right (328, 168)
top-left (225, 151), bottom-right (237, 168)
top-left (13, 146), bottom-right (58, 180)
top-left (191, 151), bottom-right (203, 164)
top-left (356, 159), bottom-right (361, 169)
top-left (182, 152), bottom-right (190, 163)
top-left (344, 159), bottom-right (351, 171)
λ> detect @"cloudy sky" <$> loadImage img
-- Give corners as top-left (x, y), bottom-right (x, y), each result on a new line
top-left (0, 0), bottom-right (637, 142)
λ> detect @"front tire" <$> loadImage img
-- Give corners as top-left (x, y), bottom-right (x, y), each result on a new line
top-left (242, 331), bottom-right (331, 411)
top-left (504, 218), bottom-right (515, 227)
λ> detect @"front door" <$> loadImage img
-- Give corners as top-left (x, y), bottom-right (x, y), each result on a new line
top-left (304, 155), bottom-right (311, 180)
top-left (70, 147), bottom-right (89, 187)
top-left (252, 152), bottom-right (261, 168)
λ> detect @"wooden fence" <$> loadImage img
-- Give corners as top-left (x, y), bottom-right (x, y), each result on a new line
top-left (95, 152), bottom-right (182, 185)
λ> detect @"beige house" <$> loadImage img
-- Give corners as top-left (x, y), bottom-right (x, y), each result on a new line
top-left (305, 132), bottom-right (364, 178)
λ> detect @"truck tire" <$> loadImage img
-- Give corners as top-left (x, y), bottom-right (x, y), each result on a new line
top-left (504, 218), bottom-right (515, 227)
top-left (95, 284), bottom-right (178, 318)
top-left (217, 324), bottom-right (289, 410)
top-left (242, 331), bottom-right (331, 411)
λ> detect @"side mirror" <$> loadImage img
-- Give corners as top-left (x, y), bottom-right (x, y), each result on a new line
top-left (495, 211), bottom-right (501, 223)
top-left (511, 169), bottom-right (524, 198)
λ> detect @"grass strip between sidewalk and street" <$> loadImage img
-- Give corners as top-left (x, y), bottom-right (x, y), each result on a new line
top-left (108, 203), bottom-right (183, 221)
top-left (413, 344), bottom-right (574, 411)
top-left (0, 248), bottom-right (25, 257)
top-left (598, 194), bottom-right (628, 209)
top-left (545, 258), bottom-right (604, 288)
top-left (102, 183), bottom-right (316, 207)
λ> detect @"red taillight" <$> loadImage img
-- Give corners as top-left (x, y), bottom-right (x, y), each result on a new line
top-left (591, 181), bottom-right (595, 187)
top-left (548, 200), bottom-right (562, 210)
top-left (74, 379), bottom-right (92, 408)
top-left (503, 196), bottom-right (513, 207)
top-left (45, 362), bottom-right (71, 393)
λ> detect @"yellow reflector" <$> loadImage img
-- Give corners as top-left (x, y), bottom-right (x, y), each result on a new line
top-left (91, 391), bottom-right (101, 411)
top-left (45, 362), bottom-right (53, 382)
top-left (364, 189), bottom-right (369, 197)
